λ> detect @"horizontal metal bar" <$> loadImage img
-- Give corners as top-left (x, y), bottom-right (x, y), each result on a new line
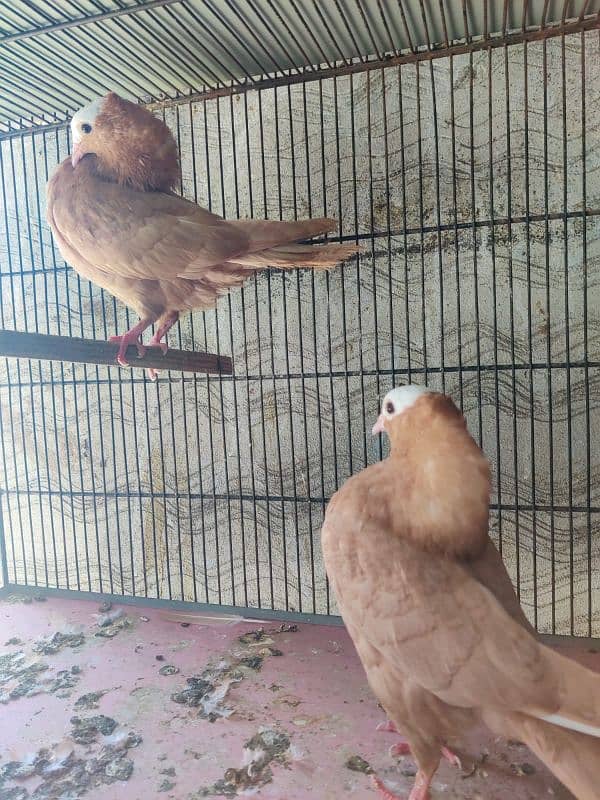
top-left (0, 487), bottom-right (598, 516)
top-left (0, 358), bottom-right (597, 391)
top-left (0, 329), bottom-right (232, 375)
top-left (0, 0), bottom-right (184, 44)
top-left (0, 583), bottom-right (345, 626)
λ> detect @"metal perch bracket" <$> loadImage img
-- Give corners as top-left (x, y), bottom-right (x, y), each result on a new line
top-left (0, 329), bottom-right (233, 375)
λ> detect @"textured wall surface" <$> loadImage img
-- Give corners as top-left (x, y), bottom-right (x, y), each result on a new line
top-left (1, 33), bottom-right (599, 634)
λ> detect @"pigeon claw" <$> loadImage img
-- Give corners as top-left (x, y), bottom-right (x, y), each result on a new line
top-left (389, 742), bottom-right (411, 758)
top-left (441, 747), bottom-right (462, 770)
top-left (110, 332), bottom-right (147, 366)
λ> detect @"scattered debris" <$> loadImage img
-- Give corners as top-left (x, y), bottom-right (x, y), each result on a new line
top-left (33, 631), bottom-right (85, 656)
top-left (170, 653), bottom-right (265, 721)
top-left (196, 729), bottom-right (291, 797)
top-left (70, 715), bottom-right (118, 745)
top-left (462, 751), bottom-right (488, 780)
top-left (95, 608), bottom-right (124, 627)
top-left (180, 622), bottom-right (190, 628)
top-left (345, 755), bottom-right (373, 775)
top-left (159, 665), bottom-right (179, 676)
top-left (274, 694), bottom-right (301, 708)
top-left (158, 779), bottom-right (175, 792)
top-left (94, 609), bottom-right (132, 639)
top-left (0, 727), bottom-right (141, 799)
top-left (511, 762), bottom-right (536, 777)
top-left (140, 616), bottom-right (150, 622)
top-left (268, 684), bottom-right (283, 692)
top-left (0, 785), bottom-right (28, 799)
top-left (98, 601), bottom-right (112, 613)
top-left (401, 765), bottom-right (418, 777)
top-left (239, 655), bottom-right (263, 671)
top-left (238, 624), bottom-right (298, 646)
top-left (4, 638), bottom-right (21, 646)
top-left (160, 767), bottom-right (176, 777)
top-left (156, 655), bottom-right (165, 662)
top-left (0, 652), bottom-right (81, 704)
top-left (74, 690), bottom-right (108, 711)
top-left (34, 596), bottom-right (47, 603)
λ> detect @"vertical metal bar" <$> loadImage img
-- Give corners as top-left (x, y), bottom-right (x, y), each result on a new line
top-left (214, 96), bottom-right (238, 606)
top-left (187, 98), bottom-right (208, 604)
top-left (426, 49), bottom-right (445, 394)
top-left (170, 104), bottom-right (190, 602)
top-left (202, 97), bottom-right (222, 605)
top-left (488, 48), bottom-right (503, 557)
top-left (348, 73), bottom-right (368, 470)
top-left (561, 32), bottom-right (575, 636)
top-left (381, 69), bottom-right (395, 385)
top-left (542, 37), bottom-right (556, 633)
top-left (561, 32), bottom-right (575, 635)
top-left (523, 37), bottom-right (538, 628)
top-left (235, 92), bottom-right (259, 609)
top-left (286, 82), bottom-right (311, 612)
top-left (272, 84), bottom-right (293, 611)
top-left (255, 88), bottom-right (276, 607)
top-left (365, 70), bottom-right (382, 460)
top-left (468, 48), bottom-right (483, 445)
top-left (504, 41), bottom-right (521, 601)
top-left (415, 63), bottom-right (428, 385)
top-left (225, 93), bottom-right (249, 608)
top-left (303, 79), bottom-right (324, 614)
top-left (319, 76), bottom-right (339, 614)
top-left (398, 65), bottom-right (412, 384)
top-left (581, 29), bottom-right (592, 637)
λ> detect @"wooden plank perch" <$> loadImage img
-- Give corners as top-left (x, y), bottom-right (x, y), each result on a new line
top-left (0, 330), bottom-right (233, 375)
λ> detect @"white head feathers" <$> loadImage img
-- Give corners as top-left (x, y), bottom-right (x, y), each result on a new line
top-left (372, 384), bottom-right (431, 435)
top-left (70, 97), bottom-right (105, 144)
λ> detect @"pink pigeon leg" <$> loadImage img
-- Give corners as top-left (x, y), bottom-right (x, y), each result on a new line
top-left (109, 319), bottom-right (151, 367)
top-left (372, 771), bottom-right (431, 800)
top-left (148, 311), bottom-right (179, 355)
top-left (377, 718), bottom-right (461, 768)
top-left (145, 311), bottom-right (179, 381)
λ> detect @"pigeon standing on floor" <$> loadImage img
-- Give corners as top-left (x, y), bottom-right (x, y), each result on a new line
top-left (46, 93), bottom-right (357, 379)
top-left (321, 384), bottom-right (600, 800)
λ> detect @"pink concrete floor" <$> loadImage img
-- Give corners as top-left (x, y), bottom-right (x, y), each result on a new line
top-left (0, 593), bottom-right (598, 800)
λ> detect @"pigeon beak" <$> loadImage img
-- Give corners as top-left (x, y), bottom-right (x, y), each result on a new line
top-left (372, 414), bottom-right (386, 436)
top-left (71, 141), bottom-right (84, 168)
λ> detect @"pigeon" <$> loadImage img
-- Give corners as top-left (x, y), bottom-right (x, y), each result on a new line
top-left (46, 93), bottom-right (357, 379)
top-left (321, 384), bottom-right (600, 800)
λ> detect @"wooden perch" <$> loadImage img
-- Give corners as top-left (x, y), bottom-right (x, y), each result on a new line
top-left (0, 330), bottom-right (233, 375)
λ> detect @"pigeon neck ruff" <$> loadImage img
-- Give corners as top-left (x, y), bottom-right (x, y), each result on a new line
top-left (382, 393), bottom-right (491, 559)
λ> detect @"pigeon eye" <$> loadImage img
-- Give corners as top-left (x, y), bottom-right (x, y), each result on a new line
top-left (385, 401), bottom-right (395, 415)
top-left (81, 123), bottom-right (92, 134)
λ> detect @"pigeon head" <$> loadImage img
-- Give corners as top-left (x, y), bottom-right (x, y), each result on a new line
top-left (372, 384), bottom-right (432, 437)
top-left (69, 92), bottom-right (180, 192)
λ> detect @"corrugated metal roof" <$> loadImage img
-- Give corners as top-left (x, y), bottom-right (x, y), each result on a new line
top-left (1, 0), bottom-right (599, 132)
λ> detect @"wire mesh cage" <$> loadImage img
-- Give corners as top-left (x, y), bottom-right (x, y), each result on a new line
top-left (0, 1), bottom-right (599, 636)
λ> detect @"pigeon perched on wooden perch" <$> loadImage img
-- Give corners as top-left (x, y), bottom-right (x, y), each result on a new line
top-left (321, 384), bottom-right (600, 800)
top-left (46, 93), bottom-right (357, 379)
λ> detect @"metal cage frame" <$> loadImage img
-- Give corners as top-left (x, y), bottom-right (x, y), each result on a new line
top-left (1, 1), bottom-right (599, 638)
